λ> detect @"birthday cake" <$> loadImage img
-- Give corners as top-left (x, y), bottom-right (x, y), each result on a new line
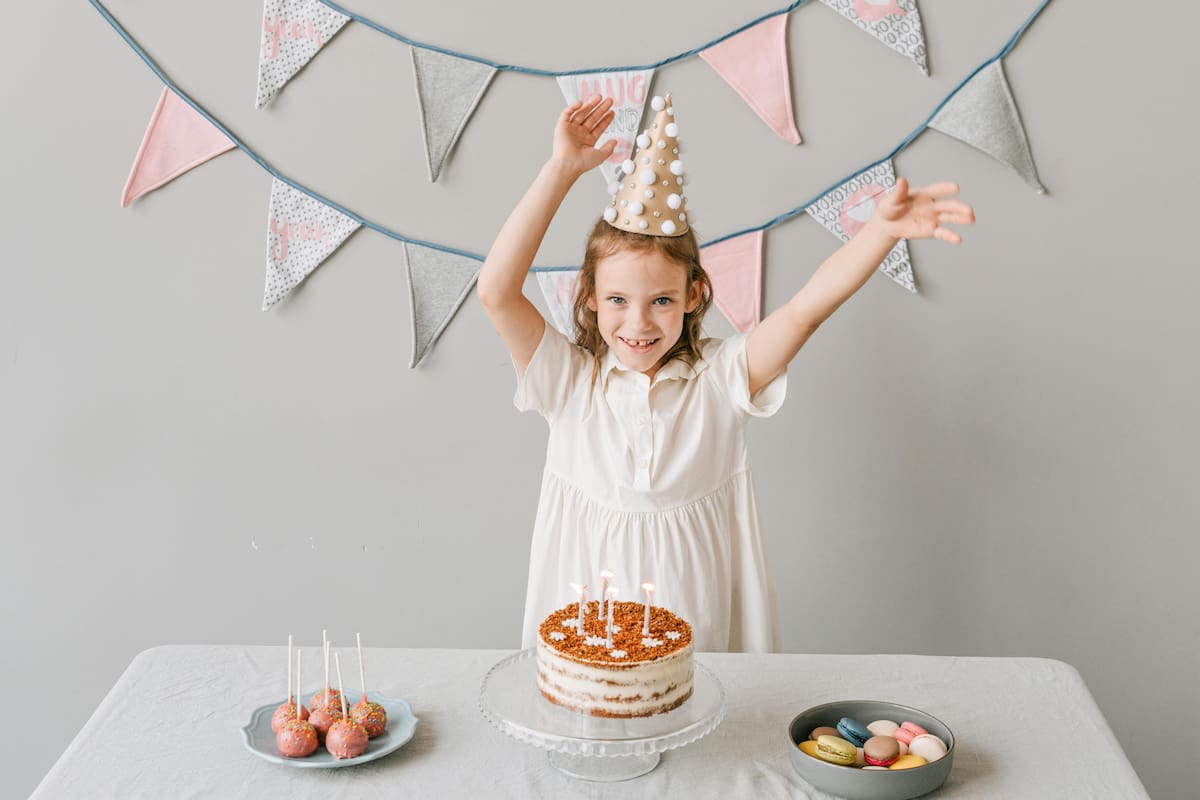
top-left (536, 600), bottom-right (693, 718)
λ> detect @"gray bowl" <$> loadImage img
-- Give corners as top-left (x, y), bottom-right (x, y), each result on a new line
top-left (786, 700), bottom-right (954, 800)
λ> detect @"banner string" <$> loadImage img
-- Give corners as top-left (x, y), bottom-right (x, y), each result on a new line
top-left (88, 0), bottom-right (1051, 271)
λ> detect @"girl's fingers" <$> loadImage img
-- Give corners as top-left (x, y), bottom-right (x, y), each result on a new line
top-left (933, 226), bottom-right (962, 244)
top-left (912, 181), bottom-right (960, 199)
top-left (932, 199), bottom-right (974, 216)
top-left (937, 211), bottom-right (974, 225)
top-left (579, 96), bottom-right (614, 127)
top-left (562, 99), bottom-right (583, 120)
top-left (588, 109), bottom-right (615, 134)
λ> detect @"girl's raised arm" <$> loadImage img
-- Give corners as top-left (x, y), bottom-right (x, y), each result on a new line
top-left (744, 178), bottom-right (975, 395)
top-left (477, 95), bottom-right (616, 369)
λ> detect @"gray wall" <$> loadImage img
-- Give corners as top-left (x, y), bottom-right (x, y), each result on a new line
top-left (3, 1), bottom-right (1196, 797)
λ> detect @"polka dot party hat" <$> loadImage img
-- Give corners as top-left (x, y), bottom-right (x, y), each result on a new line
top-left (602, 94), bottom-right (689, 237)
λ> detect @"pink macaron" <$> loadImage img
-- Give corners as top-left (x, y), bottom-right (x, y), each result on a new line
top-left (894, 721), bottom-right (927, 746)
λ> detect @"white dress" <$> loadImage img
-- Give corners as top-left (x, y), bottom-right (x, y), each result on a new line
top-left (514, 324), bottom-right (787, 652)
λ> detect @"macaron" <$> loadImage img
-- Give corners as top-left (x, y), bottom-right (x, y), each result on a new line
top-left (854, 747), bottom-right (866, 767)
top-left (797, 740), bottom-right (820, 758)
top-left (867, 719), bottom-right (899, 737)
top-left (908, 733), bottom-right (948, 763)
top-left (862, 735), bottom-right (901, 767)
top-left (836, 717), bottom-right (872, 747)
top-left (809, 725), bottom-right (839, 741)
top-left (900, 721), bottom-right (928, 737)
top-left (814, 735), bottom-right (857, 766)
top-left (862, 766), bottom-right (888, 771)
top-left (894, 726), bottom-right (917, 746)
top-left (889, 754), bottom-right (929, 770)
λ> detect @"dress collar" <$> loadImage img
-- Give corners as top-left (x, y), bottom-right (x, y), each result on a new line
top-left (600, 344), bottom-right (710, 388)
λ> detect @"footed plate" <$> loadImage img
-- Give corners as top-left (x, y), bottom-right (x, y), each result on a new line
top-left (241, 691), bottom-right (418, 768)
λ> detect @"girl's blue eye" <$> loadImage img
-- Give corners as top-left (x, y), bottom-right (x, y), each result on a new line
top-left (653, 297), bottom-right (672, 306)
top-left (608, 296), bottom-right (625, 305)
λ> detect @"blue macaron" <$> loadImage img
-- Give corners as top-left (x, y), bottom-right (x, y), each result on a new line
top-left (836, 717), bottom-right (871, 747)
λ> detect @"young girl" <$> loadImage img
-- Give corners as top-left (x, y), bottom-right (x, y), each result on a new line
top-left (477, 94), bottom-right (974, 652)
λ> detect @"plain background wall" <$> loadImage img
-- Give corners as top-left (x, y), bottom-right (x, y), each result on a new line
top-left (3, 1), bottom-right (1197, 797)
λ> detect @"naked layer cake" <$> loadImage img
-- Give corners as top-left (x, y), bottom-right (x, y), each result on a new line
top-left (536, 600), bottom-right (693, 718)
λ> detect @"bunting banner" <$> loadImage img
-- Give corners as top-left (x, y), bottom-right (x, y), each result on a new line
top-left (404, 244), bottom-right (481, 368)
top-left (256, 0), bottom-right (350, 108)
top-left (557, 71), bottom-right (655, 188)
top-left (411, 49), bottom-right (497, 183)
top-left (699, 15), bottom-right (803, 144)
top-left (702, 232), bottom-right (764, 333)
top-left (805, 160), bottom-right (916, 292)
top-left (263, 179), bottom-right (362, 310)
top-left (122, 87), bottom-right (235, 208)
top-left (928, 60), bottom-right (1045, 193)
top-left (536, 270), bottom-right (580, 339)
top-left (818, 0), bottom-right (929, 75)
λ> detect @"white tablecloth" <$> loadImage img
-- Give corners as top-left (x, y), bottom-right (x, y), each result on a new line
top-left (31, 646), bottom-right (1147, 799)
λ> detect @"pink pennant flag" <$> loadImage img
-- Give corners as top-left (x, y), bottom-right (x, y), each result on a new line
top-left (702, 230), bottom-right (764, 333)
top-left (700, 15), bottom-right (802, 144)
top-left (121, 87), bottom-right (236, 208)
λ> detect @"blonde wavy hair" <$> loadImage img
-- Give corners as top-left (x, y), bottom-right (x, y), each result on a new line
top-left (572, 218), bottom-right (713, 385)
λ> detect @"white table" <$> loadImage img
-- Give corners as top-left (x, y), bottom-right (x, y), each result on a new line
top-left (31, 646), bottom-right (1147, 799)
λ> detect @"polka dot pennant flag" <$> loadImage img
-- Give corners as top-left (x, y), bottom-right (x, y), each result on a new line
top-left (818, 0), bottom-right (929, 76)
top-left (701, 230), bottom-right (764, 333)
top-left (411, 49), bottom-right (497, 182)
top-left (536, 270), bottom-right (580, 339)
top-left (805, 160), bottom-right (916, 292)
top-left (263, 179), bottom-right (362, 310)
top-left (928, 60), bottom-right (1045, 194)
top-left (256, 0), bottom-right (350, 109)
top-left (556, 70), bottom-right (656, 190)
top-left (403, 243), bottom-right (481, 368)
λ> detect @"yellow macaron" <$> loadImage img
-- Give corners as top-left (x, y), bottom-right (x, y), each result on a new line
top-left (814, 735), bottom-right (857, 766)
top-left (889, 754), bottom-right (929, 770)
top-left (797, 740), bottom-right (820, 758)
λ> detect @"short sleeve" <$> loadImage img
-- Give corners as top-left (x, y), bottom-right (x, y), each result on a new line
top-left (512, 323), bottom-right (591, 419)
top-left (706, 333), bottom-right (788, 418)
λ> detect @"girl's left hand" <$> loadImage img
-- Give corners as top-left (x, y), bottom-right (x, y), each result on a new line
top-left (873, 178), bottom-right (975, 244)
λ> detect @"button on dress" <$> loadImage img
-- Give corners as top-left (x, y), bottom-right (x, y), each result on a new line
top-left (514, 324), bottom-right (787, 652)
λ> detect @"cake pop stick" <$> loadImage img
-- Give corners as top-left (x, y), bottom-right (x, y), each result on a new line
top-left (323, 639), bottom-right (331, 708)
top-left (335, 653), bottom-right (349, 718)
top-left (356, 632), bottom-right (368, 703)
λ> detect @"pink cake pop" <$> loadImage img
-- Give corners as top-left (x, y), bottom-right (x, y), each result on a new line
top-left (349, 633), bottom-right (387, 738)
top-left (308, 640), bottom-right (344, 742)
top-left (325, 653), bottom-right (368, 759)
top-left (276, 650), bottom-right (318, 758)
top-left (271, 635), bottom-right (310, 733)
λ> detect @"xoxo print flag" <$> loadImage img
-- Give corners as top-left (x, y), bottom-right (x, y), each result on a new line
top-left (536, 270), bottom-right (580, 338)
top-left (556, 70), bottom-right (655, 188)
top-left (806, 160), bottom-right (916, 292)
top-left (122, 87), bottom-right (235, 207)
top-left (699, 14), bottom-right (802, 144)
top-left (263, 179), bottom-right (361, 310)
top-left (818, 0), bottom-right (929, 76)
top-left (256, 0), bottom-right (350, 108)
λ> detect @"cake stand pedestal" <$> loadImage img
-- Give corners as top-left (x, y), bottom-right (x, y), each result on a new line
top-left (479, 649), bottom-right (725, 782)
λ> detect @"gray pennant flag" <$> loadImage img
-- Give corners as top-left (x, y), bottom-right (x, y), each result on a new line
top-left (404, 243), bottom-right (481, 367)
top-left (411, 48), bottom-right (497, 182)
top-left (928, 60), bottom-right (1046, 193)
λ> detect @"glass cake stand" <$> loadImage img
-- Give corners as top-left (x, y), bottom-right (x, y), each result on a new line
top-left (479, 648), bottom-right (725, 782)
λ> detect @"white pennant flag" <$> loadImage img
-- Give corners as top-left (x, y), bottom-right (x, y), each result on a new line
top-left (263, 179), bottom-right (361, 310)
top-left (412, 49), bottom-right (497, 182)
top-left (556, 70), bottom-right (655, 188)
top-left (928, 60), bottom-right (1046, 193)
top-left (818, 0), bottom-right (929, 75)
top-left (256, 0), bottom-right (350, 108)
top-left (536, 270), bottom-right (580, 338)
top-left (806, 160), bottom-right (916, 292)
top-left (404, 244), bottom-right (482, 367)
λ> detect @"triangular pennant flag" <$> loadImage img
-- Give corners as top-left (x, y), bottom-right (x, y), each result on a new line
top-left (256, 0), bottom-right (350, 109)
top-left (404, 244), bottom-right (481, 367)
top-left (818, 0), bottom-right (929, 76)
top-left (536, 270), bottom-right (581, 338)
top-left (411, 49), bottom-right (497, 182)
top-left (806, 160), bottom-right (916, 292)
top-left (122, 87), bottom-right (236, 208)
top-left (928, 60), bottom-right (1046, 193)
top-left (556, 70), bottom-right (655, 188)
top-left (699, 14), bottom-right (802, 144)
top-left (701, 231), bottom-right (764, 333)
top-left (263, 179), bottom-right (361, 310)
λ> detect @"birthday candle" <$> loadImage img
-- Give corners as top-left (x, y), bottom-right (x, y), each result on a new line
top-left (569, 582), bottom-right (587, 631)
top-left (598, 570), bottom-right (613, 621)
top-left (605, 587), bottom-right (618, 648)
top-left (642, 582), bottom-right (655, 635)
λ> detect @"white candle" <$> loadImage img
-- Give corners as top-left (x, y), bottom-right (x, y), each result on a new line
top-left (642, 583), bottom-right (655, 635)
top-left (569, 582), bottom-right (587, 631)
top-left (605, 587), bottom-right (619, 648)
top-left (598, 570), bottom-right (613, 620)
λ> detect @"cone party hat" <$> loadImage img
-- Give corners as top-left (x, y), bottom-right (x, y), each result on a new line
top-left (602, 94), bottom-right (689, 237)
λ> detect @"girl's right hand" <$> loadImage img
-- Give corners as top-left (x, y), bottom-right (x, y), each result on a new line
top-left (551, 94), bottom-right (617, 178)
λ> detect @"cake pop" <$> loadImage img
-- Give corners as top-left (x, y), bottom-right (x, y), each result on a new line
top-left (309, 630), bottom-right (344, 712)
top-left (276, 651), bottom-right (318, 758)
top-left (271, 635), bottom-right (310, 733)
top-left (308, 640), bottom-right (344, 742)
top-left (349, 632), bottom-right (387, 738)
top-left (325, 653), bottom-right (368, 759)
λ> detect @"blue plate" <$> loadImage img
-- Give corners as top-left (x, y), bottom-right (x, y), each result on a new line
top-left (241, 691), bottom-right (418, 768)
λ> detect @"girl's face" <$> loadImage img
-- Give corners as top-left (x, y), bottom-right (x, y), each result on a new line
top-left (587, 249), bottom-right (701, 378)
